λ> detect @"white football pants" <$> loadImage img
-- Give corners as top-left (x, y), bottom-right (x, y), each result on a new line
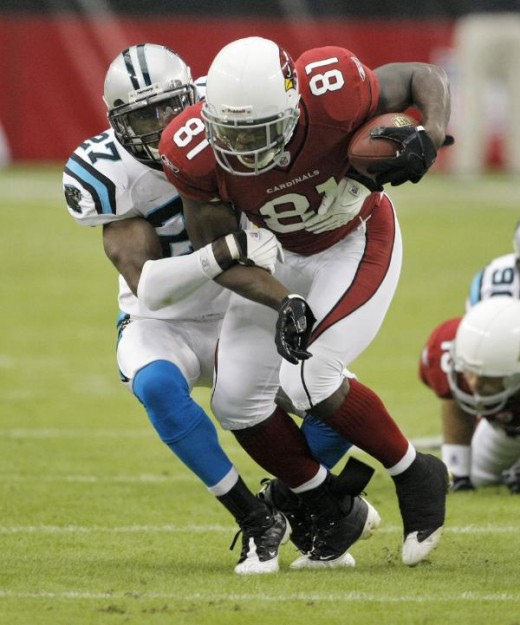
top-left (212, 196), bottom-right (402, 430)
top-left (471, 418), bottom-right (520, 486)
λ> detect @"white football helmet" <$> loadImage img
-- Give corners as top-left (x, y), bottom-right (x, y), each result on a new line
top-left (103, 43), bottom-right (196, 168)
top-left (202, 37), bottom-right (300, 176)
top-left (448, 296), bottom-right (520, 416)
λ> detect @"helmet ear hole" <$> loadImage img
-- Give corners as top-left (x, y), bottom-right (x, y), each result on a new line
top-left (103, 43), bottom-right (197, 168)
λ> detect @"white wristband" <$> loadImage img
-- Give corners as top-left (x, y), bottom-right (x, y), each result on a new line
top-left (224, 233), bottom-right (241, 261)
top-left (199, 243), bottom-right (224, 278)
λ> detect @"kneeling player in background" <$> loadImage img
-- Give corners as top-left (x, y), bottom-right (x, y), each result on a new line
top-left (419, 297), bottom-right (520, 492)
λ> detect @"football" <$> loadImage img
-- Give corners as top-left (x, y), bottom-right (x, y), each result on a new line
top-left (347, 112), bottom-right (418, 178)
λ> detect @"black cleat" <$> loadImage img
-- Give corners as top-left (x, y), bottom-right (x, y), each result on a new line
top-left (393, 452), bottom-right (449, 566)
top-left (290, 495), bottom-right (380, 569)
top-left (449, 475), bottom-right (475, 492)
top-left (232, 505), bottom-right (290, 574)
top-left (258, 478), bottom-right (314, 554)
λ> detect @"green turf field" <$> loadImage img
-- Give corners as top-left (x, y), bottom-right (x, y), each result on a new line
top-left (1, 165), bottom-right (519, 625)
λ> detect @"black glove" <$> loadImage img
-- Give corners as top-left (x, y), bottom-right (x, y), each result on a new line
top-left (502, 459), bottom-right (520, 494)
top-left (346, 167), bottom-right (383, 193)
top-left (368, 125), bottom-right (438, 187)
top-left (275, 295), bottom-right (316, 364)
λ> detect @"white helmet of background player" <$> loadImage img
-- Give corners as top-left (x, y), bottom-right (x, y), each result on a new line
top-left (448, 296), bottom-right (520, 416)
top-left (103, 43), bottom-right (196, 169)
top-left (202, 37), bottom-right (300, 176)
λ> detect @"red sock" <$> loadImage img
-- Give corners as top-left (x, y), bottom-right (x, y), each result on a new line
top-left (326, 378), bottom-right (409, 468)
top-left (233, 407), bottom-right (321, 488)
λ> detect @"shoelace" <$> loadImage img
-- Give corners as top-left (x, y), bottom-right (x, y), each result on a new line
top-left (229, 529), bottom-right (242, 552)
top-left (229, 512), bottom-right (274, 552)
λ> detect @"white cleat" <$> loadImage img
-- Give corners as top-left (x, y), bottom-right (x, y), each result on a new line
top-left (393, 452), bottom-right (449, 566)
top-left (233, 509), bottom-right (291, 575)
top-left (234, 538), bottom-right (282, 574)
top-left (402, 527), bottom-right (443, 566)
top-left (291, 550), bottom-right (356, 570)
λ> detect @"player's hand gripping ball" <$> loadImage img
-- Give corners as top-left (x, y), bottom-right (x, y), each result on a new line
top-left (347, 113), bottom-right (437, 187)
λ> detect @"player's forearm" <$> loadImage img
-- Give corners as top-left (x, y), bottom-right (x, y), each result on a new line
top-left (375, 62), bottom-right (450, 149)
top-left (410, 64), bottom-right (451, 148)
top-left (137, 240), bottom-right (234, 310)
top-left (441, 399), bottom-right (477, 445)
top-left (215, 264), bottom-right (289, 310)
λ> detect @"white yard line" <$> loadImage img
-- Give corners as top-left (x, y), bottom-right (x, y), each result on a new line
top-left (0, 428), bottom-right (442, 450)
top-left (0, 474), bottom-right (192, 483)
top-left (0, 170), bottom-right (63, 202)
top-left (0, 429), bottom-right (152, 438)
top-left (0, 589), bottom-right (518, 603)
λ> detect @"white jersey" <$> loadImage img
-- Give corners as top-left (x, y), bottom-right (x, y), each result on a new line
top-left (63, 128), bottom-right (229, 321)
top-left (466, 252), bottom-right (520, 309)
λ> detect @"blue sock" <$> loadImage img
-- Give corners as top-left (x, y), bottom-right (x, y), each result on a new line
top-left (133, 360), bottom-right (233, 488)
top-left (301, 414), bottom-right (352, 470)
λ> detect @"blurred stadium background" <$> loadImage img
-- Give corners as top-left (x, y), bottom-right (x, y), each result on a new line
top-left (0, 0), bottom-right (517, 169)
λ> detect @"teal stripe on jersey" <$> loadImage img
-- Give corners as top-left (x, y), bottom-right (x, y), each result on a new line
top-left (468, 270), bottom-right (484, 306)
top-left (65, 156), bottom-right (116, 215)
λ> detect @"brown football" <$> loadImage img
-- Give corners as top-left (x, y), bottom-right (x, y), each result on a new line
top-left (347, 113), bottom-right (418, 178)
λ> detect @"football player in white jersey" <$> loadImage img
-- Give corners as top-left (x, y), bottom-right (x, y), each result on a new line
top-left (63, 44), bottom-right (295, 575)
top-left (420, 223), bottom-right (520, 492)
top-left (467, 220), bottom-right (520, 306)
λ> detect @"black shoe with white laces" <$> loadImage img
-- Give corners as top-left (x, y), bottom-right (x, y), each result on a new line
top-left (232, 505), bottom-right (290, 574)
top-left (290, 493), bottom-right (380, 569)
top-left (393, 452), bottom-right (449, 566)
top-left (258, 478), bottom-right (314, 555)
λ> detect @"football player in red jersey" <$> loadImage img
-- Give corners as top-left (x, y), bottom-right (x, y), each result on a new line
top-left (420, 297), bottom-right (520, 493)
top-left (159, 36), bottom-right (452, 568)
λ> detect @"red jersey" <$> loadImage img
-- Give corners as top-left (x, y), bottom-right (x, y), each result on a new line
top-left (419, 317), bottom-right (462, 399)
top-left (159, 46), bottom-right (381, 256)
